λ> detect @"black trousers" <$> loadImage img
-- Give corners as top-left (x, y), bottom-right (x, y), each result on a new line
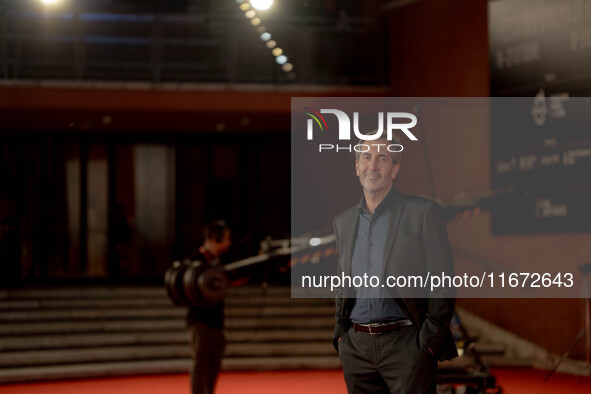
top-left (338, 324), bottom-right (437, 394)
top-left (188, 322), bottom-right (226, 394)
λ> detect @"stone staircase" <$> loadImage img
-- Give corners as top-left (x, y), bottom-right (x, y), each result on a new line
top-left (0, 286), bottom-right (339, 384)
top-left (2, 285), bottom-right (550, 385)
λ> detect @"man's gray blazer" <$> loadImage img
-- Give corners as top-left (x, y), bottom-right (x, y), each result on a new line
top-left (332, 188), bottom-right (458, 361)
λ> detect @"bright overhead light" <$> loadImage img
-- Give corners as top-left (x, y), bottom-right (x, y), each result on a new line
top-left (251, 0), bottom-right (274, 11)
top-left (309, 237), bottom-right (321, 247)
top-left (40, 0), bottom-right (60, 4)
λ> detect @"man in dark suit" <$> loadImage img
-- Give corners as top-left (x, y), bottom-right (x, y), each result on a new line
top-left (333, 133), bottom-right (457, 393)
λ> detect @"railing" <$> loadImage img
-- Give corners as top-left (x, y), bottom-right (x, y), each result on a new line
top-left (0, 7), bottom-right (386, 85)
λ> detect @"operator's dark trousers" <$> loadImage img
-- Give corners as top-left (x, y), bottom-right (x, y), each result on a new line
top-left (338, 324), bottom-right (437, 394)
top-left (188, 322), bottom-right (226, 394)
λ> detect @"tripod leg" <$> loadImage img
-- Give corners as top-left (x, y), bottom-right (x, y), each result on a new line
top-left (544, 328), bottom-right (585, 381)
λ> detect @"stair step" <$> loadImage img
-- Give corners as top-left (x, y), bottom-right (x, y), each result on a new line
top-left (0, 305), bottom-right (333, 322)
top-left (228, 329), bottom-right (333, 343)
top-left (0, 331), bottom-right (188, 351)
top-left (227, 342), bottom-right (334, 357)
top-left (0, 296), bottom-right (333, 311)
top-left (0, 329), bottom-right (334, 351)
top-left (0, 287), bottom-right (167, 300)
top-left (223, 356), bottom-right (341, 371)
top-left (0, 285), bottom-right (291, 300)
top-left (0, 316), bottom-right (332, 336)
top-left (205, 305), bottom-right (335, 317)
top-left (0, 298), bottom-right (174, 310)
top-left (0, 345), bottom-right (190, 368)
top-left (0, 356), bottom-right (342, 384)
top-left (228, 297), bottom-right (334, 307)
top-left (0, 359), bottom-right (192, 384)
top-left (0, 342), bottom-right (335, 368)
top-left (0, 319), bottom-right (185, 335)
top-left (225, 317), bottom-right (333, 330)
top-left (0, 308), bottom-right (185, 322)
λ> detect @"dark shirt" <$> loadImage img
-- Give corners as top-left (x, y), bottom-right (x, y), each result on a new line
top-left (186, 250), bottom-right (225, 329)
top-left (350, 187), bottom-right (407, 324)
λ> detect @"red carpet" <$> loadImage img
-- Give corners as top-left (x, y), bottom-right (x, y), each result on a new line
top-left (491, 367), bottom-right (591, 393)
top-left (0, 368), bottom-right (590, 393)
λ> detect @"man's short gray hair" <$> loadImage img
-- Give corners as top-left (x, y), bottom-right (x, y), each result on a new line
top-left (355, 130), bottom-right (402, 165)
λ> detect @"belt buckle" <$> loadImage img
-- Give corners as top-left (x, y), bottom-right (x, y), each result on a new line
top-left (367, 323), bottom-right (381, 335)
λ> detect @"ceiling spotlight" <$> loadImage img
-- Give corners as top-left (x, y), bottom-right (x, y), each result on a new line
top-left (276, 55), bottom-right (287, 65)
top-left (272, 48), bottom-right (283, 56)
top-left (250, 0), bottom-right (274, 11)
top-left (40, 0), bottom-right (60, 4)
top-left (266, 40), bottom-right (276, 49)
top-left (260, 32), bottom-right (271, 41)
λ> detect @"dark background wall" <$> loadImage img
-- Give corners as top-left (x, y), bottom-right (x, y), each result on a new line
top-left (0, 85), bottom-right (385, 285)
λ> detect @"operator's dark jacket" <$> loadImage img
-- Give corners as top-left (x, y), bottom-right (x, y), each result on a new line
top-left (332, 188), bottom-right (458, 362)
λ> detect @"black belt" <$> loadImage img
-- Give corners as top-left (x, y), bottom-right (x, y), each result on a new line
top-left (352, 319), bottom-right (413, 334)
